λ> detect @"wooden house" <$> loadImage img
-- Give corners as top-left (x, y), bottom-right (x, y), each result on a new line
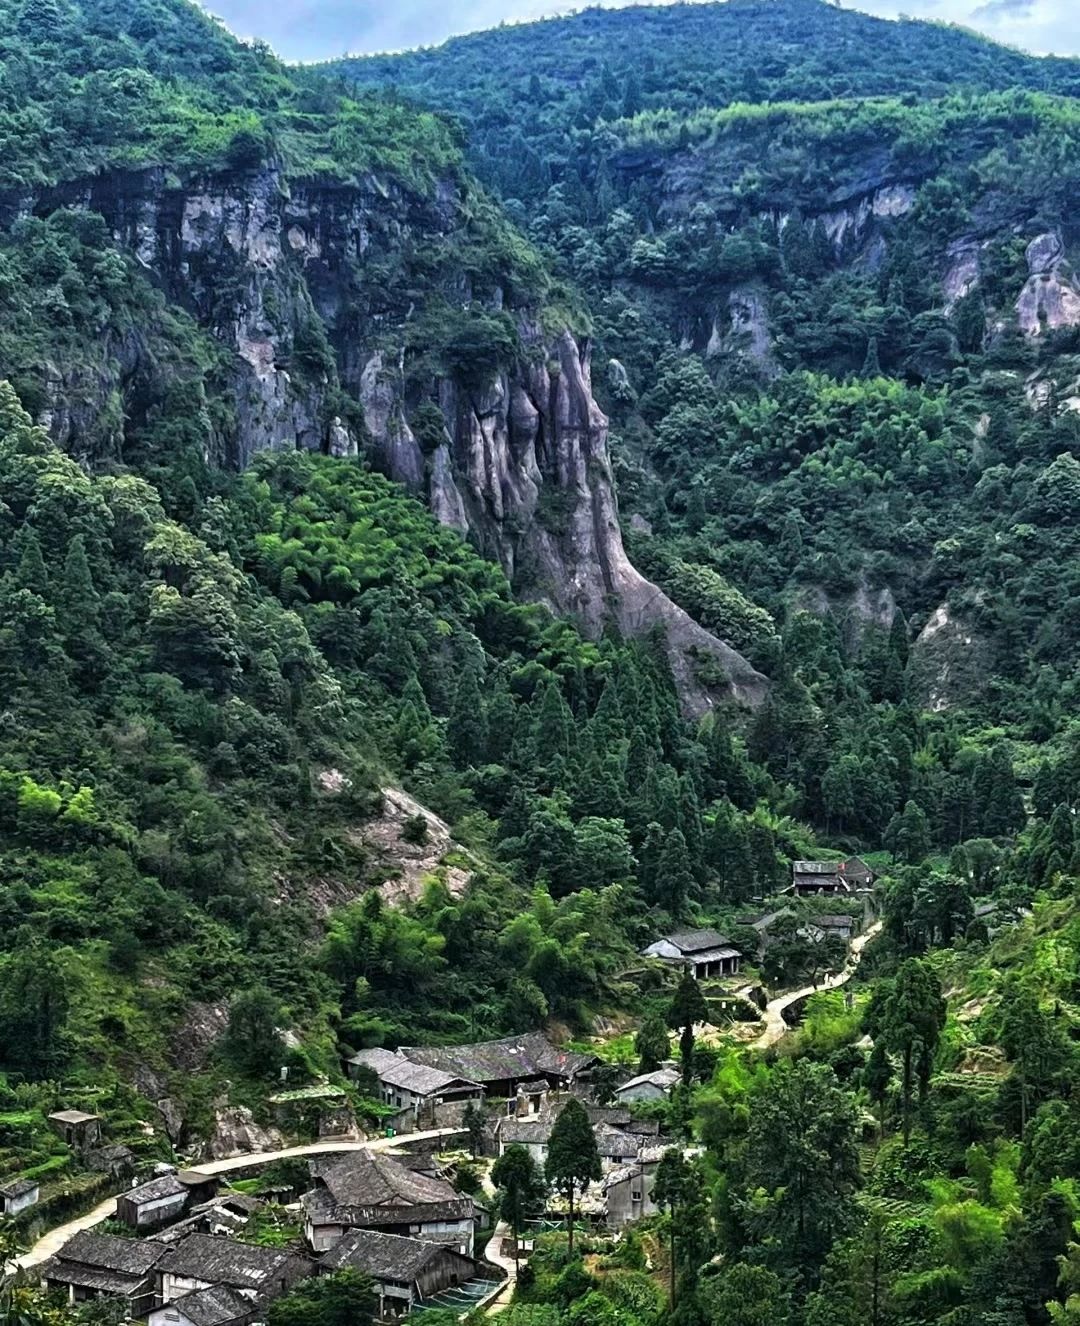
top-left (344, 1048), bottom-right (483, 1130)
top-left (319, 1228), bottom-right (479, 1320)
top-left (788, 857), bottom-right (875, 896)
top-left (396, 1032), bottom-right (598, 1103)
top-left (154, 1234), bottom-right (311, 1310)
top-left (41, 1231), bottom-right (167, 1314)
top-left (641, 928), bottom-right (742, 979)
top-left (301, 1150), bottom-right (475, 1256)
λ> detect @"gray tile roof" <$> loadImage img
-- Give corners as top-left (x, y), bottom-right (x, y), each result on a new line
top-left (56, 1231), bottom-right (168, 1277)
top-left (349, 1050), bottom-right (480, 1097)
top-left (169, 1284), bottom-right (252, 1326)
top-left (400, 1032), bottom-right (596, 1086)
top-left (684, 945), bottom-right (741, 963)
top-left (43, 1261), bottom-right (146, 1296)
top-left (303, 1151), bottom-right (474, 1227)
top-left (123, 1173), bottom-right (188, 1205)
top-left (614, 1068), bottom-right (680, 1095)
top-left (0, 1178), bottom-right (38, 1198)
top-left (593, 1124), bottom-right (641, 1158)
top-left (321, 1228), bottom-right (466, 1283)
top-left (662, 928), bottom-right (734, 954)
top-left (498, 1118), bottom-right (554, 1145)
top-left (157, 1234), bottom-right (299, 1289)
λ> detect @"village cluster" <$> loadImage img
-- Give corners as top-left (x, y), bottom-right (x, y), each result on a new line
top-left (3, 859), bottom-right (881, 1324)
top-left (26, 1032), bottom-right (666, 1325)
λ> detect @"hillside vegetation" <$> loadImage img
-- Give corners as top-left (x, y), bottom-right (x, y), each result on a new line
top-left (4, 3), bottom-right (1080, 1326)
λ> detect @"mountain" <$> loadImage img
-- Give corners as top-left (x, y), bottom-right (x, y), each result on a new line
top-left (334, 0), bottom-right (1080, 825)
top-left (328, 0), bottom-right (1080, 206)
top-left (5, 4), bottom-right (1080, 1326)
top-left (0, 0), bottom-right (781, 1160)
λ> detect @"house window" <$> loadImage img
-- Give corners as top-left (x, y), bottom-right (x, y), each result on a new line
top-left (631, 1189), bottom-right (643, 1202)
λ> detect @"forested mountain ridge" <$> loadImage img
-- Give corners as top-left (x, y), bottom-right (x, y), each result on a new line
top-left (328, 0), bottom-right (1080, 209)
top-left (0, 0), bottom-right (768, 711)
top-left (6, 5), bottom-right (1080, 1326)
top-left (334, 0), bottom-right (1080, 843)
top-left (0, 0), bottom-right (783, 1157)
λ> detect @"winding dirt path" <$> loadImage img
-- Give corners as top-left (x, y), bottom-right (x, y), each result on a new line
top-left (749, 920), bottom-right (882, 1048)
top-left (694, 920), bottom-right (883, 1050)
top-left (482, 1220), bottom-right (517, 1314)
top-left (7, 1127), bottom-right (464, 1274)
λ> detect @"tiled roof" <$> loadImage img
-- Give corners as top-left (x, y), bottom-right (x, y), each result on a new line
top-left (168, 1284), bottom-right (252, 1326)
top-left (593, 1124), bottom-right (641, 1158)
top-left (43, 1261), bottom-right (145, 1296)
top-left (303, 1151), bottom-right (474, 1228)
top-left (321, 1228), bottom-right (465, 1283)
top-left (400, 1032), bottom-right (596, 1085)
top-left (0, 1178), bottom-right (38, 1198)
top-left (662, 929), bottom-right (733, 955)
top-left (157, 1234), bottom-right (299, 1289)
top-left (498, 1118), bottom-right (554, 1145)
top-left (123, 1173), bottom-right (188, 1205)
top-left (56, 1231), bottom-right (169, 1277)
top-left (349, 1049), bottom-right (479, 1097)
top-left (614, 1068), bottom-right (680, 1095)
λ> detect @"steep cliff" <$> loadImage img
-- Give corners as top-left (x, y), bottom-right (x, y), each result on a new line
top-left (15, 163), bottom-right (765, 712)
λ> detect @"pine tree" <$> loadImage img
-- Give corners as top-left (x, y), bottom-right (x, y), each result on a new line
top-left (668, 969), bottom-right (709, 1086)
top-left (677, 774), bottom-right (704, 873)
top-left (532, 679), bottom-right (574, 767)
top-left (860, 335), bottom-right (882, 379)
top-left (485, 680), bottom-right (516, 765)
top-left (873, 959), bottom-right (946, 1147)
top-left (14, 527), bottom-right (48, 597)
top-left (638, 821), bottom-right (667, 901)
top-left (492, 1144), bottom-right (546, 1272)
top-left (634, 1014), bottom-right (671, 1073)
top-left (657, 828), bottom-right (696, 917)
top-left (56, 533), bottom-right (101, 641)
top-left (545, 1098), bottom-right (601, 1257)
top-left (863, 1041), bottom-right (893, 1137)
top-left (447, 664), bottom-right (488, 768)
top-left (396, 677), bottom-right (441, 768)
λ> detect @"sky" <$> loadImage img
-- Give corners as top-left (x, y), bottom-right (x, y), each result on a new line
top-left (201, 0), bottom-right (1080, 63)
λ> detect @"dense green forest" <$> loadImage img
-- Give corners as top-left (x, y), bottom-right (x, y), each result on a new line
top-left (4, 2), bottom-right (1080, 1326)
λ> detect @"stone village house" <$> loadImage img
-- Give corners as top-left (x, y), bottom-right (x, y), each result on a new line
top-left (301, 1150), bottom-right (476, 1255)
top-left (41, 1231), bottom-right (168, 1315)
top-left (787, 857), bottom-right (875, 896)
top-left (641, 928), bottom-right (742, 979)
top-left (320, 1228), bottom-right (479, 1321)
top-left (0, 1177), bottom-right (39, 1217)
top-left (344, 1048), bottom-right (483, 1132)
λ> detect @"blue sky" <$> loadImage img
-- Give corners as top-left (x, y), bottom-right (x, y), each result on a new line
top-left (201, 0), bottom-right (1078, 63)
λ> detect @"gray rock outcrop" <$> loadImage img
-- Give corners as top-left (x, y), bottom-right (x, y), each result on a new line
top-left (18, 163), bottom-right (764, 713)
top-left (1017, 232), bottom-right (1080, 337)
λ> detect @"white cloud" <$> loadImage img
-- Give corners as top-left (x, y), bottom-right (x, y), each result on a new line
top-left (202, 0), bottom-right (1080, 62)
top-left (847, 0), bottom-right (1078, 57)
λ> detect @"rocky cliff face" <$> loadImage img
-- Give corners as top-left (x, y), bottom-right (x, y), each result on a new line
top-left (20, 164), bottom-right (765, 713)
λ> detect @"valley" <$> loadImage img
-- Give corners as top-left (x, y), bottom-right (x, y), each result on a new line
top-left (1, 1), bottom-right (1080, 1325)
